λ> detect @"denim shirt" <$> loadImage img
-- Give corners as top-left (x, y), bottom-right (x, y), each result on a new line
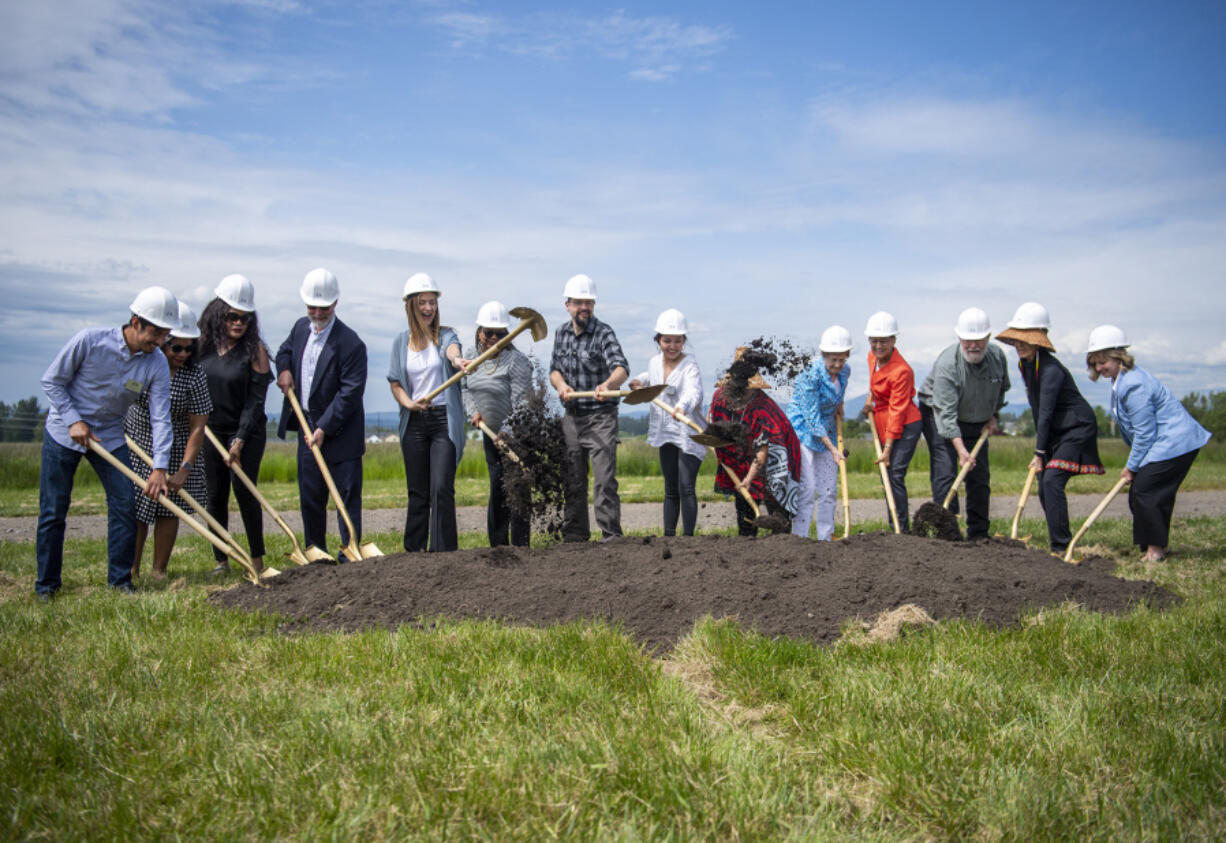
top-left (42, 327), bottom-right (173, 467)
top-left (1113, 366), bottom-right (1211, 470)
top-left (387, 326), bottom-right (465, 466)
top-left (786, 361), bottom-right (849, 451)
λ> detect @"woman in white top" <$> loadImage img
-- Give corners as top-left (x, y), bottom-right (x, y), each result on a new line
top-left (628, 309), bottom-right (706, 536)
top-left (387, 273), bottom-right (467, 552)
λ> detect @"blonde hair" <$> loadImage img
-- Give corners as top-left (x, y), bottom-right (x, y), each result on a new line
top-left (405, 293), bottom-right (440, 351)
top-left (1085, 347), bottom-right (1134, 381)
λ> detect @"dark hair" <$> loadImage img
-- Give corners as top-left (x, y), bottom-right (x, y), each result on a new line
top-left (473, 325), bottom-right (507, 356)
top-left (653, 333), bottom-right (686, 346)
top-left (164, 336), bottom-right (199, 367)
top-left (198, 298), bottom-right (266, 362)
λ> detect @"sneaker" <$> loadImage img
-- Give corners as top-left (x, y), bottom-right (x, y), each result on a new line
top-left (36, 591), bottom-right (54, 604)
top-left (114, 582), bottom-right (137, 595)
top-left (210, 563), bottom-right (230, 577)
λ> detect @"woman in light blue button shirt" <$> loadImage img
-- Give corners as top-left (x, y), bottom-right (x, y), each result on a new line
top-left (1086, 325), bottom-right (1211, 561)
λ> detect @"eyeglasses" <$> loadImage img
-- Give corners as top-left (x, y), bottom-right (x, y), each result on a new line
top-left (482, 329), bottom-right (509, 339)
top-left (168, 343), bottom-right (196, 354)
top-left (225, 311), bottom-right (251, 324)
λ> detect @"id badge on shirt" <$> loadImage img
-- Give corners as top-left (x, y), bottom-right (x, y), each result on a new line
top-left (124, 379), bottom-right (145, 393)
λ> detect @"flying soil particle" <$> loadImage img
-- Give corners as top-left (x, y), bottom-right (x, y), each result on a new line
top-left (499, 380), bottom-right (567, 539)
top-left (746, 336), bottom-right (815, 382)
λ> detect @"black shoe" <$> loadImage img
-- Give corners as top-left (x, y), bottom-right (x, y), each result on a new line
top-left (114, 582), bottom-right (137, 595)
top-left (210, 563), bottom-right (229, 577)
top-left (36, 591), bottom-right (54, 604)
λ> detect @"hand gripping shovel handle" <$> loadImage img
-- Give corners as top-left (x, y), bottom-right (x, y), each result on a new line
top-left (203, 426), bottom-right (321, 565)
top-left (720, 463), bottom-right (760, 518)
top-left (837, 416), bottom-right (851, 539)
top-left (125, 436), bottom-right (255, 568)
top-left (284, 389), bottom-right (370, 560)
top-left (1063, 476), bottom-right (1129, 564)
top-left (86, 440), bottom-right (263, 585)
top-left (941, 429), bottom-right (991, 509)
top-left (866, 408), bottom-right (902, 534)
top-left (476, 420), bottom-right (521, 465)
top-left (1011, 464), bottom-right (1038, 540)
top-left (420, 310), bottom-right (542, 406)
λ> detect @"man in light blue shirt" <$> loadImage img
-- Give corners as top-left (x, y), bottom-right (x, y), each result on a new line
top-left (36, 287), bottom-right (181, 600)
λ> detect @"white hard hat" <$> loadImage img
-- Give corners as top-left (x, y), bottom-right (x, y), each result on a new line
top-left (1007, 301), bottom-right (1050, 330)
top-left (402, 272), bottom-right (441, 300)
top-left (955, 307), bottom-right (991, 341)
top-left (300, 268), bottom-right (339, 307)
top-left (653, 308), bottom-right (687, 335)
top-left (864, 311), bottom-right (900, 338)
top-left (819, 325), bottom-right (854, 353)
top-left (130, 286), bottom-right (182, 330)
top-left (1087, 324), bottom-right (1129, 353)
top-left (170, 301), bottom-right (200, 339)
top-left (475, 301), bottom-right (511, 329)
top-left (214, 274), bottom-right (256, 312)
top-left (563, 273), bottom-right (598, 301)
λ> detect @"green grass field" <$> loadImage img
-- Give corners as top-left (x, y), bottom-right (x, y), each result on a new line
top-left (2, 512), bottom-right (1224, 838)
top-left (3, 438), bottom-right (1223, 518)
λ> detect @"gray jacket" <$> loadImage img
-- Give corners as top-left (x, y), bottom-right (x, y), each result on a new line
top-left (917, 342), bottom-right (1010, 439)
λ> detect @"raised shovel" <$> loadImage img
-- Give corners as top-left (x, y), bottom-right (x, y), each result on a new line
top-left (86, 440), bottom-right (267, 585)
top-left (866, 408), bottom-right (902, 534)
top-left (125, 436), bottom-right (278, 580)
top-left (1063, 476), bottom-right (1129, 564)
top-left (418, 307), bottom-right (548, 406)
top-left (837, 416), bottom-right (851, 539)
top-left (204, 426), bottom-right (332, 566)
top-left (566, 384), bottom-right (667, 405)
top-left (1010, 464), bottom-right (1039, 540)
top-left (285, 389), bottom-right (384, 562)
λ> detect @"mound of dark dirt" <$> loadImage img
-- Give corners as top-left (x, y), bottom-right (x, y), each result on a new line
top-left (212, 533), bottom-right (1177, 651)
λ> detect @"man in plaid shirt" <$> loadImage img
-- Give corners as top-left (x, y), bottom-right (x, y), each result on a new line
top-left (549, 274), bottom-right (629, 542)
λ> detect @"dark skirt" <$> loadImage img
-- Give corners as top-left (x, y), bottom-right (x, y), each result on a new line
top-left (1046, 426), bottom-right (1104, 476)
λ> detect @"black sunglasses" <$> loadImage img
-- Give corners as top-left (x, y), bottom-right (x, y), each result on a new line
top-left (224, 311), bottom-right (251, 324)
top-left (482, 329), bottom-right (509, 339)
top-left (168, 342), bottom-right (196, 354)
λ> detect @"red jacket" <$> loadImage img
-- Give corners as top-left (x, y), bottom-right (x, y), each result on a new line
top-left (868, 349), bottom-right (921, 442)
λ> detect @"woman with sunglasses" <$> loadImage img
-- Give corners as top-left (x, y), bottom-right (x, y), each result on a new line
top-left (124, 301), bottom-right (213, 578)
top-left (461, 301), bottom-right (534, 546)
top-left (197, 274), bottom-right (273, 574)
top-left (388, 273), bottom-right (467, 552)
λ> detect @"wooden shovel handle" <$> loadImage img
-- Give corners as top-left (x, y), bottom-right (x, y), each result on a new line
top-left (719, 463), bottom-right (760, 518)
top-left (420, 317), bottom-right (536, 406)
top-left (1011, 464), bottom-right (1038, 540)
top-left (651, 397), bottom-right (705, 434)
top-left (284, 390), bottom-right (360, 545)
top-left (941, 429), bottom-right (991, 509)
top-left (204, 427), bottom-right (301, 548)
top-left (837, 416), bottom-right (850, 539)
top-left (866, 408), bottom-right (901, 534)
top-left (1064, 476), bottom-right (1129, 563)
top-left (476, 420), bottom-right (521, 465)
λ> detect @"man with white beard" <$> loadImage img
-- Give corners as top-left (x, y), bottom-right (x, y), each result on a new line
top-left (275, 268), bottom-right (368, 558)
top-left (917, 307), bottom-right (1010, 540)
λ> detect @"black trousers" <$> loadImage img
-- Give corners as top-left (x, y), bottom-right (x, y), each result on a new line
top-left (734, 495), bottom-right (787, 537)
top-left (659, 443), bottom-right (702, 536)
top-left (921, 404), bottom-right (991, 540)
top-left (1037, 467), bottom-right (1074, 551)
top-left (885, 420), bottom-right (922, 533)
top-left (203, 431), bottom-right (267, 562)
top-left (401, 407), bottom-right (458, 552)
top-left (1129, 449), bottom-right (1199, 549)
top-left (483, 433), bottom-right (529, 547)
top-left (297, 442), bottom-right (362, 557)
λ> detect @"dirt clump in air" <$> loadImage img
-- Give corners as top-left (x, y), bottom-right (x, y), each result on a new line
top-left (912, 501), bottom-right (964, 541)
top-left (499, 380), bottom-right (567, 539)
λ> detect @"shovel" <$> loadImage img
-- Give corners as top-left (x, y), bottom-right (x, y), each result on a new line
top-left (866, 408), bottom-right (901, 534)
top-left (87, 440), bottom-right (266, 585)
top-left (419, 307), bottom-right (548, 406)
top-left (567, 384), bottom-right (667, 405)
top-left (125, 436), bottom-right (277, 579)
top-left (1063, 476), bottom-right (1128, 564)
top-left (940, 429), bottom-right (990, 509)
top-left (1010, 464), bottom-right (1038, 540)
top-left (204, 426), bottom-right (332, 566)
top-left (837, 416), bottom-right (851, 539)
top-left (475, 419), bottom-right (522, 465)
top-left (285, 389), bottom-right (384, 562)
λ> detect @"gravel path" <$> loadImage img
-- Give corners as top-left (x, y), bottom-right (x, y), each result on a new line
top-left (3, 490), bottom-right (1222, 543)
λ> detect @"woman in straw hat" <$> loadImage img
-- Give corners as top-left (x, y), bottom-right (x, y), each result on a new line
top-left (1085, 324), bottom-right (1211, 561)
top-left (997, 302), bottom-right (1103, 554)
top-left (708, 347), bottom-right (801, 535)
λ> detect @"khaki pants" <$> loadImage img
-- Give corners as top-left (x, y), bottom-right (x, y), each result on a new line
top-left (562, 411), bottom-right (622, 541)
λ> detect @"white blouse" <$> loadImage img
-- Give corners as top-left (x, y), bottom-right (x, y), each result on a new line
top-left (406, 343), bottom-right (446, 406)
top-left (632, 352), bottom-right (707, 460)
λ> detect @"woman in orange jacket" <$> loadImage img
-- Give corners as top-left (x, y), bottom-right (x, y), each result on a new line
top-left (863, 312), bottom-right (923, 532)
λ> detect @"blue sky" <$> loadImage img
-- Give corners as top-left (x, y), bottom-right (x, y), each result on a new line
top-left (3, 0), bottom-right (1225, 417)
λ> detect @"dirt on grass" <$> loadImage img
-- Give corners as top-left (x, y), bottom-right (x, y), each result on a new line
top-left (211, 532), bottom-right (1177, 651)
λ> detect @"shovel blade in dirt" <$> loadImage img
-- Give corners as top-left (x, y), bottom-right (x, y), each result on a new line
top-left (302, 545), bottom-right (335, 564)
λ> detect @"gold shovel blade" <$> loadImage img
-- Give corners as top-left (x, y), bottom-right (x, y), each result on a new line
top-left (621, 384), bottom-right (667, 405)
top-left (304, 545), bottom-right (335, 563)
top-left (509, 307), bottom-right (548, 341)
top-left (691, 433), bottom-right (732, 448)
top-left (358, 541), bottom-right (385, 558)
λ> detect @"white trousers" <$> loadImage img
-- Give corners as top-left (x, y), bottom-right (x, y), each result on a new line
top-left (792, 445), bottom-right (838, 540)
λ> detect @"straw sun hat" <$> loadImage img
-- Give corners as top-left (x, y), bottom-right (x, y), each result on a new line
top-left (996, 327), bottom-right (1055, 351)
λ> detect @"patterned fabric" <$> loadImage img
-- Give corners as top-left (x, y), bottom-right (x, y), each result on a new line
top-left (786, 359), bottom-right (848, 450)
top-left (549, 315), bottom-right (628, 414)
top-left (632, 352), bottom-right (706, 459)
top-left (125, 362), bottom-right (212, 523)
top-left (461, 345), bottom-right (534, 432)
top-left (710, 388), bottom-right (802, 516)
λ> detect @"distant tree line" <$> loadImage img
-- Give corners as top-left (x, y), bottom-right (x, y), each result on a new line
top-left (1181, 391), bottom-right (1226, 440)
top-left (0, 397), bottom-right (44, 442)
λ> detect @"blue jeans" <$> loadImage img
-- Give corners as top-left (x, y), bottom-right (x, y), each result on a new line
top-left (36, 436), bottom-right (136, 594)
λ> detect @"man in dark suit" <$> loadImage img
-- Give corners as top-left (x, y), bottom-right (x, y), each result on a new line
top-left (275, 268), bottom-right (367, 558)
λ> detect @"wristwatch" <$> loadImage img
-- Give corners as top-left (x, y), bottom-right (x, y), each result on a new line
top-left (180, 460), bottom-right (194, 472)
